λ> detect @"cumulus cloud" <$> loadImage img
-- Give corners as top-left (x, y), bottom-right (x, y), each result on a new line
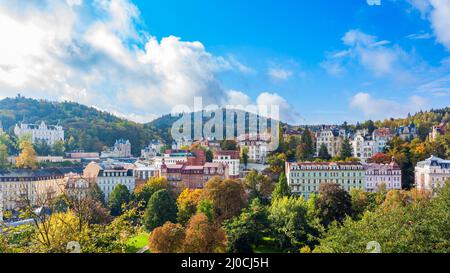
top-left (0, 0), bottom-right (261, 123)
top-left (406, 0), bottom-right (450, 50)
top-left (322, 29), bottom-right (412, 77)
top-left (350, 92), bottom-right (429, 120)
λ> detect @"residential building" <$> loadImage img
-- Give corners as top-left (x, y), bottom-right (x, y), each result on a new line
top-left (83, 162), bottom-right (135, 201)
top-left (153, 149), bottom-right (206, 169)
top-left (429, 123), bottom-right (447, 141)
top-left (101, 139), bottom-right (132, 158)
top-left (285, 162), bottom-right (365, 199)
top-left (396, 123), bottom-right (418, 141)
top-left (372, 128), bottom-right (393, 151)
top-left (237, 133), bottom-right (272, 163)
top-left (14, 121), bottom-right (64, 145)
top-left (133, 163), bottom-right (160, 188)
top-left (316, 128), bottom-right (346, 157)
top-left (213, 150), bottom-right (241, 178)
top-left (65, 174), bottom-right (94, 199)
top-left (0, 168), bottom-right (81, 211)
top-left (415, 156), bottom-right (450, 191)
top-left (352, 128), bottom-right (393, 163)
top-left (364, 160), bottom-right (402, 192)
top-left (141, 140), bottom-right (164, 159)
top-left (160, 162), bottom-right (228, 190)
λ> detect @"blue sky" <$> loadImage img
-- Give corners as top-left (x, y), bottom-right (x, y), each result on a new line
top-left (0, 0), bottom-right (449, 124)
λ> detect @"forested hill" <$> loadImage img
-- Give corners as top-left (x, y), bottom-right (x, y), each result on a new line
top-left (0, 96), bottom-right (171, 155)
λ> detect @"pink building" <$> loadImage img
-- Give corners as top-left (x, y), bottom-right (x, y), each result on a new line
top-left (364, 160), bottom-right (402, 192)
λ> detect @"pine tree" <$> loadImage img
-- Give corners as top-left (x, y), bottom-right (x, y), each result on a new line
top-left (340, 138), bottom-right (353, 159)
top-left (318, 143), bottom-right (331, 160)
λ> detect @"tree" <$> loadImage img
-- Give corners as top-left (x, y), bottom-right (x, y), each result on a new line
top-left (206, 149), bottom-right (213, 163)
top-left (34, 139), bottom-right (51, 156)
top-left (143, 189), bottom-right (177, 231)
top-left (350, 189), bottom-right (369, 219)
top-left (176, 188), bottom-right (203, 225)
top-left (16, 138), bottom-right (38, 169)
top-left (340, 138), bottom-right (353, 159)
top-left (318, 144), bottom-right (331, 160)
top-left (89, 183), bottom-right (106, 206)
top-left (108, 184), bottom-right (130, 216)
top-left (52, 140), bottom-right (65, 156)
top-left (272, 172), bottom-right (291, 200)
top-left (224, 198), bottom-right (269, 253)
top-left (268, 196), bottom-right (317, 250)
top-left (202, 177), bottom-right (247, 222)
top-left (220, 140), bottom-right (237, 151)
top-left (267, 153), bottom-right (287, 175)
top-left (132, 177), bottom-right (169, 208)
top-left (183, 213), bottom-right (227, 253)
top-left (315, 182), bottom-right (450, 253)
top-left (241, 146), bottom-right (249, 168)
top-left (368, 153), bottom-right (392, 164)
top-left (315, 183), bottom-right (352, 227)
top-left (196, 199), bottom-right (214, 222)
top-left (296, 129), bottom-right (314, 161)
top-left (244, 170), bottom-right (275, 203)
top-left (0, 143), bottom-right (8, 169)
top-left (148, 222), bottom-right (185, 253)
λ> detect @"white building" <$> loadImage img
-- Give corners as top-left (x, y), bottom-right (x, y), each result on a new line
top-left (316, 128), bottom-right (346, 158)
top-left (415, 156), bottom-right (450, 191)
top-left (237, 134), bottom-right (272, 163)
top-left (141, 140), bottom-right (164, 159)
top-left (213, 150), bottom-right (241, 179)
top-left (83, 162), bottom-right (135, 201)
top-left (352, 128), bottom-right (393, 163)
top-left (286, 162), bottom-right (365, 199)
top-left (14, 121), bottom-right (64, 145)
top-left (364, 161), bottom-right (402, 192)
top-left (101, 139), bottom-right (132, 158)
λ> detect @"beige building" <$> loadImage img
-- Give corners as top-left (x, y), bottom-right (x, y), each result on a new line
top-left (415, 156), bottom-right (450, 191)
top-left (0, 168), bottom-right (77, 211)
top-left (316, 128), bottom-right (345, 158)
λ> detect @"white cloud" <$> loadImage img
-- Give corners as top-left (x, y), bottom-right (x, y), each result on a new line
top-left (0, 0), bottom-right (258, 123)
top-left (350, 92), bottom-right (429, 120)
top-left (322, 29), bottom-right (416, 77)
top-left (267, 67), bottom-right (293, 81)
top-left (406, 0), bottom-right (450, 50)
top-left (406, 32), bottom-right (433, 40)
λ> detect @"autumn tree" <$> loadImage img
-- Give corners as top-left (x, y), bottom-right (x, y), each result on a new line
top-left (183, 213), bottom-right (227, 253)
top-left (315, 183), bottom-right (353, 227)
top-left (133, 177), bottom-right (169, 208)
top-left (368, 153), bottom-right (392, 164)
top-left (143, 189), bottom-right (177, 231)
top-left (148, 222), bottom-right (185, 253)
top-left (202, 177), bottom-right (247, 222)
top-left (244, 170), bottom-right (275, 203)
top-left (296, 129), bottom-right (315, 161)
top-left (16, 138), bottom-right (38, 169)
top-left (108, 184), bottom-right (130, 216)
top-left (177, 188), bottom-right (203, 225)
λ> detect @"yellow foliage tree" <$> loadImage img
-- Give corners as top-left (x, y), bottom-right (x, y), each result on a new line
top-left (16, 139), bottom-right (38, 169)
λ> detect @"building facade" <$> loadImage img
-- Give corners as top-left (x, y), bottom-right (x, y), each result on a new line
top-left (316, 128), bottom-right (346, 158)
top-left (396, 123), bottom-right (418, 141)
top-left (364, 161), bottom-right (402, 192)
top-left (160, 162), bottom-right (228, 190)
top-left (0, 168), bottom-right (79, 211)
top-left (101, 139), bottom-right (132, 158)
top-left (213, 150), bottom-right (241, 178)
top-left (140, 140), bottom-right (164, 159)
top-left (237, 134), bottom-right (272, 163)
top-left (415, 156), bottom-right (450, 191)
top-left (83, 162), bottom-right (135, 201)
top-left (286, 162), bottom-right (366, 199)
top-left (14, 121), bottom-right (64, 145)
